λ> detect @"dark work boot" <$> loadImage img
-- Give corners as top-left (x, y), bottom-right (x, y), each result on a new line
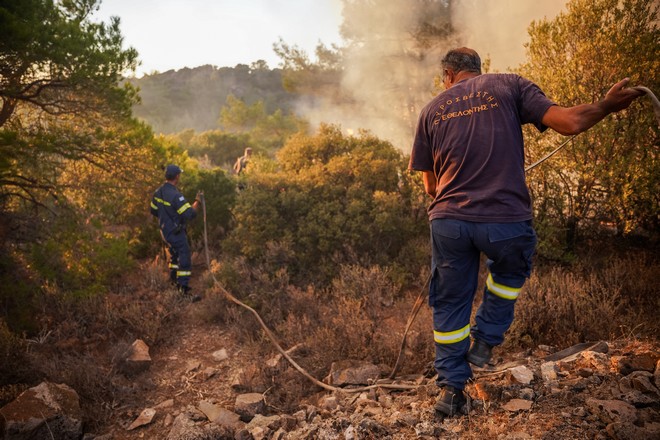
top-left (177, 285), bottom-right (201, 303)
top-left (435, 386), bottom-right (467, 417)
top-left (466, 339), bottom-right (493, 367)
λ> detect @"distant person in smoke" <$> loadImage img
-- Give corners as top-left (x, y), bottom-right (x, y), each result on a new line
top-left (409, 47), bottom-right (642, 417)
top-left (233, 147), bottom-right (253, 175)
top-left (150, 164), bottom-right (203, 302)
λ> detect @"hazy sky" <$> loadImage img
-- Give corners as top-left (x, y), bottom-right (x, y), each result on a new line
top-left (96, 0), bottom-right (344, 76)
top-left (96, 0), bottom-right (570, 77)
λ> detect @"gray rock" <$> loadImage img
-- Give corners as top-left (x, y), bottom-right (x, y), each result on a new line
top-left (212, 348), bottom-right (229, 362)
top-left (629, 371), bottom-right (660, 396)
top-left (329, 360), bottom-right (380, 386)
top-left (502, 399), bottom-right (533, 412)
top-left (319, 395), bottom-right (339, 411)
top-left (127, 408), bottom-right (156, 430)
top-left (234, 393), bottom-right (266, 422)
top-left (519, 388), bottom-right (535, 400)
top-left (121, 339), bottom-right (152, 375)
top-left (612, 352), bottom-right (658, 375)
top-left (606, 422), bottom-right (658, 440)
top-left (541, 361), bottom-right (558, 382)
top-left (576, 351), bottom-right (610, 372)
top-left (0, 381), bottom-right (82, 440)
top-left (508, 366), bottom-right (534, 385)
top-left (246, 414), bottom-right (281, 431)
top-left (166, 413), bottom-right (230, 440)
top-left (186, 360), bottom-right (202, 373)
top-left (586, 398), bottom-right (637, 424)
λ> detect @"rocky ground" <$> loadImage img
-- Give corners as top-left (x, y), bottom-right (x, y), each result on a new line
top-left (1, 288), bottom-right (659, 440)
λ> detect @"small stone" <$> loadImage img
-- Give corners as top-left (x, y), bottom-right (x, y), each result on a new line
top-left (541, 361), bottom-right (558, 382)
top-left (519, 388), bottom-right (535, 400)
top-left (629, 371), bottom-right (660, 396)
top-left (122, 339), bottom-right (151, 374)
top-left (246, 414), bottom-right (282, 431)
top-left (185, 360), bottom-right (201, 373)
top-left (200, 367), bottom-right (218, 381)
top-left (235, 393), bottom-right (266, 422)
top-left (344, 425), bottom-right (357, 440)
top-left (250, 426), bottom-right (267, 440)
top-left (154, 399), bottom-right (174, 409)
top-left (163, 413), bottom-right (174, 427)
top-left (612, 352), bottom-right (658, 375)
top-left (212, 348), bottom-right (229, 361)
top-left (502, 399), bottom-right (533, 412)
top-left (329, 360), bottom-right (380, 386)
top-left (508, 366), bottom-right (534, 385)
top-left (319, 395), bottom-right (338, 411)
top-left (127, 408), bottom-right (156, 430)
top-left (576, 351), bottom-right (610, 372)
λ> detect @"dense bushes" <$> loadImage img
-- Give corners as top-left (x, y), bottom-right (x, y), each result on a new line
top-left (223, 124), bottom-right (429, 287)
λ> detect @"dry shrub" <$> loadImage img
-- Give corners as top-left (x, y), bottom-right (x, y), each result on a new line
top-left (0, 319), bottom-right (31, 390)
top-left (510, 253), bottom-right (660, 348)
top-left (330, 264), bottom-right (400, 317)
top-left (254, 267), bottom-right (435, 410)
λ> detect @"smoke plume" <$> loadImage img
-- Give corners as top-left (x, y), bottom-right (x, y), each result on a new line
top-left (298, 0), bottom-right (568, 152)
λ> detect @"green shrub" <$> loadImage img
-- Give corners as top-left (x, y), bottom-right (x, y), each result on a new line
top-left (224, 125), bottom-right (429, 286)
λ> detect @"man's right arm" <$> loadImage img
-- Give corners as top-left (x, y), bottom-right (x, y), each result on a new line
top-left (422, 171), bottom-right (437, 199)
top-left (542, 78), bottom-right (643, 135)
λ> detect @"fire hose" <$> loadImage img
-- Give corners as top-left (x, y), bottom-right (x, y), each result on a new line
top-left (196, 85), bottom-right (659, 391)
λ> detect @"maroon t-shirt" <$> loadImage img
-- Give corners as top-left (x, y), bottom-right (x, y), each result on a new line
top-left (409, 73), bottom-right (555, 222)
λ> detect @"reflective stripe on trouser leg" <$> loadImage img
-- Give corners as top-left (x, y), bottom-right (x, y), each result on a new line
top-left (429, 219), bottom-right (481, 390)
top-left (473, 273), bottom-right (525, 346)
top-left (433, 306), bottom-right (473, 391)
top-left (168, 233), bottom-right (191, 287)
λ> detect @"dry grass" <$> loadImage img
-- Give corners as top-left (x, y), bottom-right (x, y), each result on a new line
top-left (510, 251), bottom-right (659, 348)
top-left (3, 242), bottom-right (655, 423)
top-left (208, 248), bottom-right (658, 410)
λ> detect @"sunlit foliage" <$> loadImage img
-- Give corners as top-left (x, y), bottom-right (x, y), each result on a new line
top-left (520, 0), bottom-right (659, 252)
top-left (223, 124), bottom-right (429, 286)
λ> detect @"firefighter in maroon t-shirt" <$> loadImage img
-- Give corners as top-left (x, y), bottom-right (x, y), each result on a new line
top-left (409, 47), bottom-right (643, 418)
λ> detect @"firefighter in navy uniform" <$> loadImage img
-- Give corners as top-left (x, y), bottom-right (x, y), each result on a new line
top-left (150, 165), bottom-right (202, 301)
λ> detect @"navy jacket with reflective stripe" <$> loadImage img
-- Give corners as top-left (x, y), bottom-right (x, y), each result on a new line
top-left (150, 182), bottom-right (196, 237)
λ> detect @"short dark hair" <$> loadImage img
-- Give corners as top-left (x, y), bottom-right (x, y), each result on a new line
top-left (441, 48), bottom-right (482, 74)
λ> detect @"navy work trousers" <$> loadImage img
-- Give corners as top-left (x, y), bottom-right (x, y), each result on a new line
top-left (429, 219), bottom-right (537, 390)
top-left (166, 231), bottom-right (192, 288)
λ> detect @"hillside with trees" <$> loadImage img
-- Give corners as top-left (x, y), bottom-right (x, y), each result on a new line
top-left (128, 63), bottom-right (297, 135)
top-left (0, 0), bottom-right (658, 439)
